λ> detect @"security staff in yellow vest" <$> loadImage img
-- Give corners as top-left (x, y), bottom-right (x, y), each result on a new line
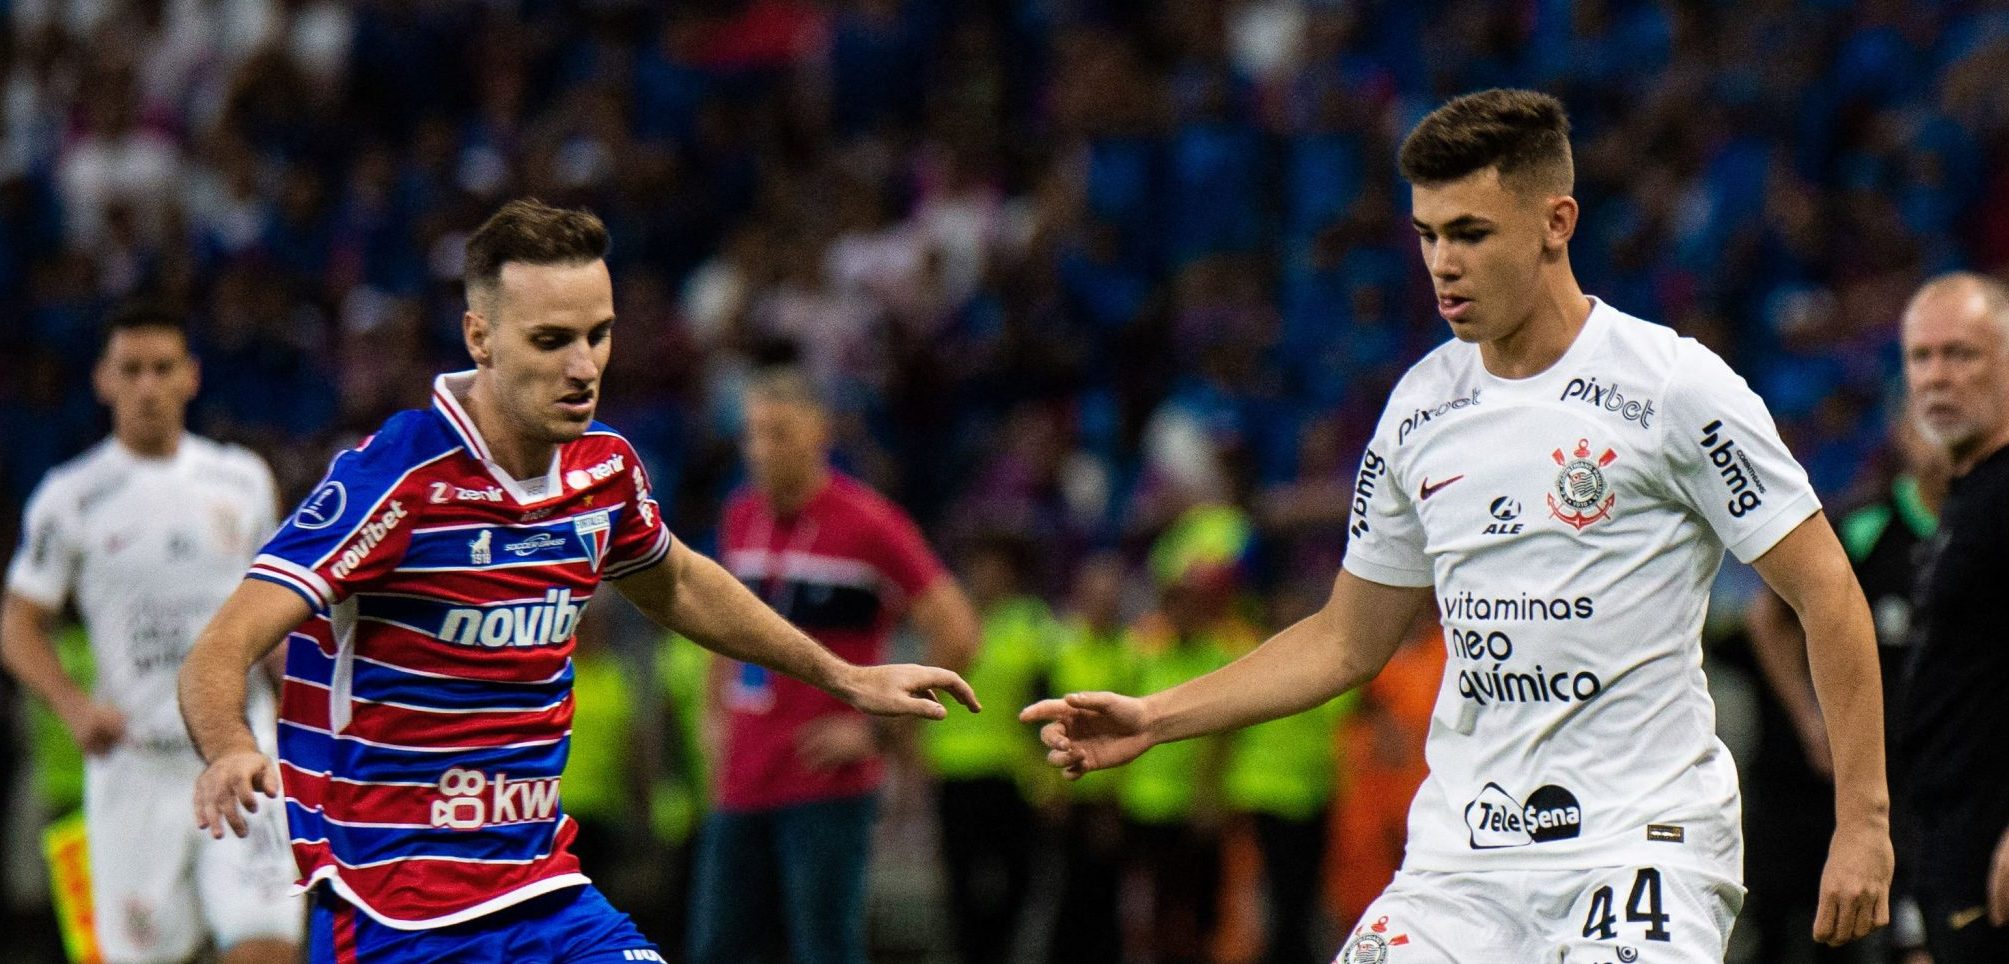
top-left (1047, 554), bottom-right (1134, 964)
top-left (923, 535), bottom-right (1058, 964)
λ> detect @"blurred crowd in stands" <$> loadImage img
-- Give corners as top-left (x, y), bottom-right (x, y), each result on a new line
top-left (5, 0), bottom-right (2009, 961)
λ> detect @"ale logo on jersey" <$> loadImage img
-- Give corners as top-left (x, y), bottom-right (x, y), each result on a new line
top-left (1548, 438), bottom-right (1617, 530)
top-left (1465, 782), bottom-right (1583, 849)
top-left (1339, 916), bottom-right (1410, 964)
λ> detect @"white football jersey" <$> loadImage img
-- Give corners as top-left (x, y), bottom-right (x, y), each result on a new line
top-left (1342, 297), bottom-right (1818, 880)
top-left (7, 435), bottom-right (281, 747)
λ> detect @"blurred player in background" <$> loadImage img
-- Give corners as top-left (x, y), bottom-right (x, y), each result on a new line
top-left (1025, 88), bottom-right (1893, 963)
top-left (1894, 272), bottom-right (2009, 962)
top-left (1747, 415), bottom-right (1945, 963)
top-left (3, 303), bottom-right (301, 964)
top-left (177, 200), bottom-right (978, 963)
top-left (691, 366), bottom-right (980, 964)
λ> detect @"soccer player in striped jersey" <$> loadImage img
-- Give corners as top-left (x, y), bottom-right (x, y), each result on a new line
top-left (177, 199), bottom-right (978, 963)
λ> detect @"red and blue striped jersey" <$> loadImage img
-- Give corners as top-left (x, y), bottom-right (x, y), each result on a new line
top-left (246, 371), bottom-right (670, 930)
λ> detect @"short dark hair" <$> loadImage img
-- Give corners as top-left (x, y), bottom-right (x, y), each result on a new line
top-left (100, 301), bottom-right (188, 355)
top-left (463, 199), bottom-right (610, 309)
top-left (744, 365), bottom-right (827, 414)
top-left (1398, 88), bottom-right (1573, 195)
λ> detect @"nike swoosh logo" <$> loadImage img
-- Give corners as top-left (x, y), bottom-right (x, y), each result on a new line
top-left (1419, 475), bottom-right (1466, 500)
top-left (1950, 906), bottom-right (1987, 930)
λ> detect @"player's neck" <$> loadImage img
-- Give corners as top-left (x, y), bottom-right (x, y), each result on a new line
top-left (464, 375), bottom-right (556, 481)
top-left (769, 466), bottom-right (832, 515)
top-left (1478, 276), bottom-right (1592, 380)
top-left (112, 426), bottom-right (182, 460)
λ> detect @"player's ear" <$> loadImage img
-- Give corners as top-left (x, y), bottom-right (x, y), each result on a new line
top-left (1544, 194), bottom-right (1578, 251)
top-left (464, 309), bottom-right (492, 368)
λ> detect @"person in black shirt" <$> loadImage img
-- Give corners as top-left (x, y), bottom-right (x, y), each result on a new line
top-left (1747, 420), bottom-right (1947, 963)
top-left (1898, 271), bottom-right (2009, 963)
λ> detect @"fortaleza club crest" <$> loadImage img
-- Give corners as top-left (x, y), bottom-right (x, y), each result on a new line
top-left (1548, 438), bottom-right (1617, 530)
top-left (1339, 916), bottom-right (1410, 963)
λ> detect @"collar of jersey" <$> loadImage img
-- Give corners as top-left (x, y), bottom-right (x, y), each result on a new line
top-left (1474, 295), bottom-right (1614, 388)
top-left (430, 370), bottom-right (565, 506)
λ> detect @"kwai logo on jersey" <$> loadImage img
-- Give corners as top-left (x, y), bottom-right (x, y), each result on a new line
top-left (294, 480), bottom-right (347, 530)
top-left (431, 768), bottom-right (562, 830)
top-left (1397, 387), bottom-right (1481, 445)
top-left (566, 452), bottom-right (626, 491)
top-left (438, 588), bottom-right (588, 648)
top-left (1561, 377), bottom-right (1655, 428)
top-left (1548, 438), bottom-right (1618, 530)
top-left (1465, 782), bottom-right (1583, 849)
top-left (573, 510), bottom-right (611, 571)
top-left (1697, 420), bottom-right (1767, 517)
top-left (1349, 448), bottom-right (1388, 539)
top-left (430, 481), bottom-right (504, 504)
top-left (1339, 916), bottom-right (1410, 963)
top-left (329, 501), bottom-right (408, 579)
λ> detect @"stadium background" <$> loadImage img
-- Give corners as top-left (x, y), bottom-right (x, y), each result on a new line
top-left (3, 0), bottom-right (2007, 961)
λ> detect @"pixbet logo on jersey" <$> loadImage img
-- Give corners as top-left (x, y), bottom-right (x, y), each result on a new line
top-left (1548, 438), bottom-right (1617, 530)
top-left (1397, 387), bottom-right (1481, 445)
top-left (1561, 377), bottom-right (1655, 428)
top-left (431, 768), bottom-right (561, 830)
top-left (1697, 420), bottom-right (1767, 517)
top-left (1464, 782), bottom-right (1583, 849)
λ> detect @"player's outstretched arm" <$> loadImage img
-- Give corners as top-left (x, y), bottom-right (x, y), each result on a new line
top-left (614, 538), bottom-right (980, 719)
top-left (1752, 512), bottom-right (1893, 946)
top-left (1, 592), bottom-right (126, 755)
top-left (178, 578), bottom-right (310, 839)
top-left (1020, 569), bottom-right (1429, 779)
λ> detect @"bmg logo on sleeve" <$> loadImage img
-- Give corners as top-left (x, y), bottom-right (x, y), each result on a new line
top-left (1697, 420), bottom-right (1767, 517)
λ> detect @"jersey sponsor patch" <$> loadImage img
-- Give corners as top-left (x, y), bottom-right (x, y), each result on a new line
top-left (1561, 376), bottom-right (1656, 428)
top-left (1548, 438), bottom-right (1617, 530)
top-left (1350, 448), bottom-right (1389, 539)
top-left (1339, 916), bottom-right (1410, 964)
top-left (295, 480), bottom-right (348, 530)
top-left (1465, 782), bottom-right (1584, 849)
top-left (1696, 420), bottom-right (1767, 517)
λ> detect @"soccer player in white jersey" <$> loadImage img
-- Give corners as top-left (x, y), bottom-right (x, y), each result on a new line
top-left (2, 304), bottom-right (302, 964)
top-left (1023, 89), bottom-right (1894, 962)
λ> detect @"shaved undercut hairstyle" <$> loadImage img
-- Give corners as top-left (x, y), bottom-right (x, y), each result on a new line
top-left (463, 199), bottom-right (610, 313)
top-left (1398, 88), bottom-right (1575, 196)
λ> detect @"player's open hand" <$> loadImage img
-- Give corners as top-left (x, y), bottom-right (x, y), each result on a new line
top-left (1019, 691), bottom-right (1154, 779)
top-left (1814, 818), bottom-right (1893, 945)
top-left (839, 663), bottom-right (980, 719)
top-left (193, 748), bottom-right (282, 840)
top-left (62, 701), bottom-right (127, 756)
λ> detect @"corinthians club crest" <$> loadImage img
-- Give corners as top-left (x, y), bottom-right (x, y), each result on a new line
top-left (1548, 438), bottom-right (1618, 530)
top-left (1339, 916), bottom-right (1410, 963)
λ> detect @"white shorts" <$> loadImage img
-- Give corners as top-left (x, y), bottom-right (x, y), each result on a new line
top-left (84, 743), bottom-right (303, 963)
top-left (1336, 864), bottom-right (1744, 964)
